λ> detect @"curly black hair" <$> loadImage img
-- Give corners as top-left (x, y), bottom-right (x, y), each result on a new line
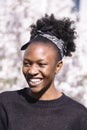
top-left (29, 14), bottom-right (77, 57)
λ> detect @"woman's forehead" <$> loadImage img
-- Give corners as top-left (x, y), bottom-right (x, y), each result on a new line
top-left (25, 42), bottom-right (55, 54)
top-left (24, 42), bottom-right (57, 61)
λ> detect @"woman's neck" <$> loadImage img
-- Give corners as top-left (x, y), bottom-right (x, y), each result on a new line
top-left (29, 85), bottom-right (62, 101)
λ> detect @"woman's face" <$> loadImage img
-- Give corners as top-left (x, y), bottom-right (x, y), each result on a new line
top-left (22, 42), bottom-right (62, 94)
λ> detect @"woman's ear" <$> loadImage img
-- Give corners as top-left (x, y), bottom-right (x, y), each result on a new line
top-left (55, 60), bottom-right (63, 74)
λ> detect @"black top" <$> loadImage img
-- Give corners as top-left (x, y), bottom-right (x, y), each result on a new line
top-left (0, 88), bottom-right (87, 130)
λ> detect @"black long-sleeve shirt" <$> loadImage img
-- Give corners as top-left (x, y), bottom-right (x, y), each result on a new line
top-left (0, 88), bottom-right (87, 130)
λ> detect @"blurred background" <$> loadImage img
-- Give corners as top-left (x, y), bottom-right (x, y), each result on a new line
top-left (0, 0), bottom-right (87, 107)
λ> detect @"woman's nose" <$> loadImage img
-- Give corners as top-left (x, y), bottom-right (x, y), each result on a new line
top-left (28, 64), bottom-right (39, 75)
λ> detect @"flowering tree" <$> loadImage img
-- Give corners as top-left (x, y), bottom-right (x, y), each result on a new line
top-left (0, 0), bottom-right (87, 106)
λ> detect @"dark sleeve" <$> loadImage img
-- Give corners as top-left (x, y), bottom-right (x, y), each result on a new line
top-left (0, 103), bottom-right (8, 130)
top-left (80, 108), bottom-right (87, 130)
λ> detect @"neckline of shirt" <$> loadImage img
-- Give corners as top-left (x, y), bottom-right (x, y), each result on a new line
top-left (22, 88), bottom-right (69, 108)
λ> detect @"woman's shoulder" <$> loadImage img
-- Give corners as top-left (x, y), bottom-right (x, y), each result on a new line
top-left (0, 88), bottom-right (27, 105)
top-left (63, 94), bottom-right (87, 129)
top-left (64, 94), bottom-right (87, 115)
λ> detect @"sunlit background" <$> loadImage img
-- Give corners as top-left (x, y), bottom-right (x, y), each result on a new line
top-left (0, 0), bottom-right (87, 107)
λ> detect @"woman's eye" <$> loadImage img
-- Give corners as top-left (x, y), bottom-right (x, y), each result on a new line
top-left (23, 62), bottom-right (31, 66)
top-left (38, 63), bottom-right (47, 67)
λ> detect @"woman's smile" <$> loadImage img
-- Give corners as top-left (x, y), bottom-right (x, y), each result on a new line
top-left (28, 77), bottom-right (43, 86)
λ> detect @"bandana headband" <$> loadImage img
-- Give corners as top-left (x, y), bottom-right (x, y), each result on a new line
top-left (39, 33), bottom-right (64, 58)
top-left (21, 31), bottom-right (64, 58)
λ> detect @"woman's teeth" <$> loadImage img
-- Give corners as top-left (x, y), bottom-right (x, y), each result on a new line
top-left (29, 78), bottom-right (43, 85)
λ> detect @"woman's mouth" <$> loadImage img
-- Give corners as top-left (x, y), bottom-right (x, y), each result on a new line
top-left (28, 78), bottom-right (43, 86)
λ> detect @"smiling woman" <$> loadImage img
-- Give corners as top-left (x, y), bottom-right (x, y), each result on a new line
top-left (0, 14), bottom-right (87, 130)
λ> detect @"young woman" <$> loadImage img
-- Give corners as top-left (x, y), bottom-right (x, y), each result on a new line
top-left (0, 14), bottom-right (87, 130)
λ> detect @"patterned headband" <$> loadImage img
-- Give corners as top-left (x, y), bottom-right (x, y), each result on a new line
top-left (38, 31), bottom-right (64, 58)
top-left (21, 31), bottom-right (65, 58)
